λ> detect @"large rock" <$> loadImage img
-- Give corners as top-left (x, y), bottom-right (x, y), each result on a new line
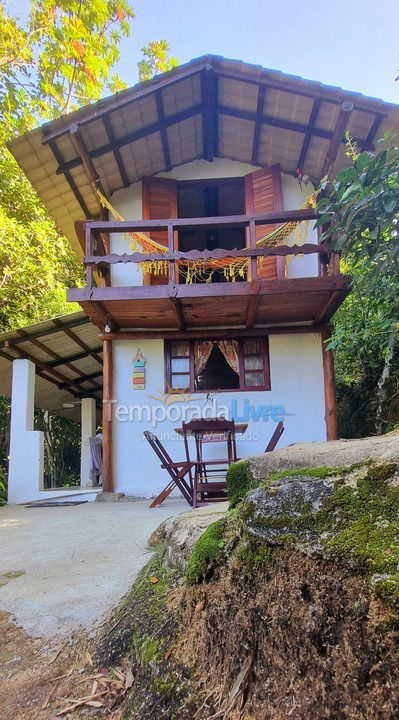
top-left (248, 430), bottom-right (399, 483)
top-left (148, 502), bottom-right (229, 573)
top-left (245, 476), bottom-right (334, 545)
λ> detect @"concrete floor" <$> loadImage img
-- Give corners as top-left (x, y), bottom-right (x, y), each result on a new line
top-left (0, 498), bottom-right (187, 638)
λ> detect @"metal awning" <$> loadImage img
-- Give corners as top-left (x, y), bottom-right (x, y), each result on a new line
top-left (0, 311), bottom-right (102, 421)
top-left (8, 55), bottom-right (399, 255)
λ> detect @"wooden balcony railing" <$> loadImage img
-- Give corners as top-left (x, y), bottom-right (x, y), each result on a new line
top-left (82, 209), bottom-right (339, 291)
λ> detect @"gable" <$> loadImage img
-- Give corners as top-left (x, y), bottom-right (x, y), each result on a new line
top-left (8, 55), bottom-right (399, 254)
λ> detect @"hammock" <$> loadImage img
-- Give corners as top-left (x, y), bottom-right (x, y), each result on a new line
top-left (97, 189), bottom-right (318, 283)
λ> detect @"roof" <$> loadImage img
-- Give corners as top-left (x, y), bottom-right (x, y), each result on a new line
top-left (0, 311), bottom-right (102, 421)
top-left (9, 54), bottom-right (399, 254)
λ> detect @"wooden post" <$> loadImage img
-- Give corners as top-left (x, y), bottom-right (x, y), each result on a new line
top-left (248, 219), bottom-right (258, 281)
top-left (102, 338), bottom-right (114, 492)
top-left (321, 326), bottom-right (338, 440)
top-left (85, 223), bottom-right (93, 290)
top-left (167, 223), bottom-right (176, 286)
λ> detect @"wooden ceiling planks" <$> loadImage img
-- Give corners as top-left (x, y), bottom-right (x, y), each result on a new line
top-left (74, 275), bottom-right (352, 331)
top-left (9, 56), bottom-right (398, 251)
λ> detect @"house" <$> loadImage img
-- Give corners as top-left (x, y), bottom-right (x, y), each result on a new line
top-left (5, 55), bottom-right (399, 501)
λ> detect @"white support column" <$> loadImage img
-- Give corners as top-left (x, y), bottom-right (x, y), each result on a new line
top-left (8, 359), bottom-right (44, 504)
top-left (80, 397), bottom-right (96, 487)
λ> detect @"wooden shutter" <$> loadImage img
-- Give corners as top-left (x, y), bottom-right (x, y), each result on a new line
top-left (142, 177), bottom-right (178, 285)
top-left (244, 165), bottom-right (284, 280)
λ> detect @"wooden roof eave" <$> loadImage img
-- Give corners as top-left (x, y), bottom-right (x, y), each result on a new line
top-left (7, 55), bottom-right (399, 253)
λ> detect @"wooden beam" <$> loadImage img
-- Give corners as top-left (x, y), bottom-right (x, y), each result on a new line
top-left (214, 66), bottom-right (390, 115)
top-left (69, 274), bottom-right (352, 304)
top-left (48, 140), bottom-right (91, 217)
top-left (98, 325), bottom-right (327, 341)
top-left (52, 319), bottom-right (103, 365)
top-left (297, 98), bottom-right (320, 171)
top-left (6, 343), bottom-right (98, 398)
top-left (321, 102), bottom-right (353, 178)
top-left (69, 125), bottom-right (107, 206)
top-left (84, 243), bottom-right (328, 268)
top-left (321, 325), bottom-right (338, 440)
top-left (102, 339), bottom-right (114, 493)
top-left (42, 65), bottom-right (206, 145)
top-left (15, 329), bottom-right (101, 390)
top-left (49, 346), bottom-right (103, 367)
top-left (364, 113), bottom-right (384, 148)
top-left (102, 114), bottom-right (129, 187)
top-left (314, 283), bottom-right (348, 323)
top-left (90, 301), bottom-right (119, 332)
top-left (81, 208), bottom-right (319, 233)
top-left (169, 297), bottom-right (185, 330)
top-left (155, 91), bottom-right (172, 171)
top-left (72, 371), bottom-right (103, 385)
top-left (42, 57), bottom-right (388, 150)
top-left (55, 104), bottom-right (203, 174)
top-left (219, 102), bottom-right (371, 156)
top-left (245, 281), bottom-right (260, 328)
top-left (0, 316), bottom-right (90, 347)
top-left (251, 85), bottom-right (266, 164)
top-left (74, 220), bottom-right (86, 253)
top-left (0, 347), bottom-right (85, 397)
top-left (220, 103), bottom-right (332, 140)
top-left (201, 68), bottom-right (218, 162)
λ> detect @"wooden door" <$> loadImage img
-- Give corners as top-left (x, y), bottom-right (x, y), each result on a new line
top-left (244, 165), bottom-right (285, 280)
top-left (142, 177), bottom-right (178, 285)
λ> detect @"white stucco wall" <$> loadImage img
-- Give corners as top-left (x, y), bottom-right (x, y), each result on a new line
top-left (112, 333), bottom-right (326, 497)
top-left (109, 158), bottom-right (318, 287)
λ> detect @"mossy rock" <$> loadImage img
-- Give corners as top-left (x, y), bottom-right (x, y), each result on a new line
top-left (241, 461), bottom-right (399, 607)
top-left (94, 544), bottom-right (196, 719)
top-left (185, 517), bottom-right (230, 585)
top-left (372, 573), bottom-right (399, 606)
top-left (234, 532), bottom-right (276, 577)
top-left (226, 460), bottom-right (256, 507)
top-left (243, 473), bottom-right (336, 544)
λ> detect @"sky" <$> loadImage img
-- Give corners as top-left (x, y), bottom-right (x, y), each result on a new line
top-left (6, 0), bottom-right (399, 104)
top-left (114, 0), bottom-right (399, 104)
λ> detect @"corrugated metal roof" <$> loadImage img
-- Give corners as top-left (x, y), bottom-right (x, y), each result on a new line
top-left (8, 55), bottom-right (399, 254)
top-left (0, 311), bottom-right (102, 421)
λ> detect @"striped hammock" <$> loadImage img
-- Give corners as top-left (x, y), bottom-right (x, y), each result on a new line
top-left (97, 189), bottom-right (318, 283)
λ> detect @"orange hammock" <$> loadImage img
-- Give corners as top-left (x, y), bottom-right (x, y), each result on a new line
top-left (97, 189), bottom-right (318, 283)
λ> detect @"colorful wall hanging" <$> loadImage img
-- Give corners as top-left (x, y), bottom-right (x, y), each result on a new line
top-left (133, 348), bottom-right (146, 390)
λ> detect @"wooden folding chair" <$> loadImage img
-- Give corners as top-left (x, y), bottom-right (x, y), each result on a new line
top-left (264, 421), bottom-right (284, 452)
top-left (181, 419), bottom-right (236, 507)
top-left (144, 431), bottom-right (194, 507)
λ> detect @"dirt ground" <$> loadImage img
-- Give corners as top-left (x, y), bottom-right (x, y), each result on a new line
top-left (0, 611), bottom-right (134, 720)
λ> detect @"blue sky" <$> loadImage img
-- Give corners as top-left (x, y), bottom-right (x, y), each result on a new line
top-left (115, 0), bottom-right (399, 104)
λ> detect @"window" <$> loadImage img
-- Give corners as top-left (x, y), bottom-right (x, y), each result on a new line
top-left (177, 178), bottom-right (246, 283)
top-left (165, 337), bottom-right (270, 392)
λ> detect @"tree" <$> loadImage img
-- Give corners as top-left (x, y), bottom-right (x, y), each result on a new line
top-left (0, 0), bottom-right (134, 139)
top-left (138, 40), bottom-right (178, 82)
top-left (0, 0), bottom-right (137, 331)
top-left (317, 134), bottom-right (399, 436)
top-left (0, 1), bottom-right (178, 494)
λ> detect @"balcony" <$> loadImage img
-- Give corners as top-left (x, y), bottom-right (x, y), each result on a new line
top-left (67, 210), bottom-right (352, 333)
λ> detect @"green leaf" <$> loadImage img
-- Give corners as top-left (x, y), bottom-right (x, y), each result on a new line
top-left (382, 192), bottom-right (397, 213)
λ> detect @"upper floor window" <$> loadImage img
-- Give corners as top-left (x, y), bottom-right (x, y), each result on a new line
top-left (165, 337), bottom-right (270, 392)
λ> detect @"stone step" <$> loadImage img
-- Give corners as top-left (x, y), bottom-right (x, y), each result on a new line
top-left (95, 492), bottom-right (126, 502)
